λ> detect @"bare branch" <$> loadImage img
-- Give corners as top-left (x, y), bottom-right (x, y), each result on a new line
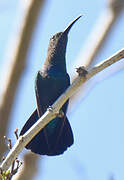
top-left (70, 0), bottom-right (124, 111)
top-left (0, 0), bottom-right (45, 158)
top-left (0, 48), bottom-right (124, 172)
top-left (72, 0), bottom-right (124, 71)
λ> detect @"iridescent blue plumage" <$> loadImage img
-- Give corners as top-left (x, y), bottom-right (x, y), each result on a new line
top-left (20, 15), bottom-right (82, 155)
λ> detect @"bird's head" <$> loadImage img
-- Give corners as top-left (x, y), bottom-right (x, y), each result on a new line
top-left (47, 15), bottom-right (82, 58)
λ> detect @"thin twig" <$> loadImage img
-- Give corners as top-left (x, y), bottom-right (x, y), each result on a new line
top-left (0, 48), bottom-right (124, 172)
top-left (12, 153), bottom-right (39, 180)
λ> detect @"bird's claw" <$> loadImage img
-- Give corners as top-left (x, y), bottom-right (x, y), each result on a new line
top-left (48, 107), bottom-right (64, 118)
top-left (57, 110), bottom-right (65, 118)
top-left (48, 106), bottom-right (54, 112)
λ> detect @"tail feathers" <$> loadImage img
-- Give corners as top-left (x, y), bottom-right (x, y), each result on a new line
top-left (20, 109), bottom-right (73, 156)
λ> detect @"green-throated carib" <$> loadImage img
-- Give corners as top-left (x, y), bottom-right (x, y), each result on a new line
top-left (20, 15), bottom-right (82, 156)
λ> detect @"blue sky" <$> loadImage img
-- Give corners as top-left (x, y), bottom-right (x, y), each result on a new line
top-left (0, 0), bottom-right (124, 180)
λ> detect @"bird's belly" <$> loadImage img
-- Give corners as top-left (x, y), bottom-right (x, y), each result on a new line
top-left (39, 76), bottom-right (69, 113)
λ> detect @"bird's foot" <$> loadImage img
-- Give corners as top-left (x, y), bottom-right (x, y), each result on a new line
top-left (48, 106), bottom-right (54, 112)
top-left (47, 106), bottom-right (64, 118)
top-left (76, 66), bottom-right (88, 77)
top-left (57, 110), bottom-right (65, 118)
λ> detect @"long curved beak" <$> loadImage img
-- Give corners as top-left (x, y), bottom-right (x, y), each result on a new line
top-left (63, 15), bottom-right (82, 34)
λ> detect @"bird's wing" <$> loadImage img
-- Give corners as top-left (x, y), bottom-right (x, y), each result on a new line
top-left (20, 71), bottom-right (74, 155)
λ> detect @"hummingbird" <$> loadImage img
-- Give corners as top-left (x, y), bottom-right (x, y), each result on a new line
top-left (20, 15), bottom-right (82, 156)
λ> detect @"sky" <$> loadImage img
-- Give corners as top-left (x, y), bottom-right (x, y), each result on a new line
top-left (0, 0), bottom-right (124, 180)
